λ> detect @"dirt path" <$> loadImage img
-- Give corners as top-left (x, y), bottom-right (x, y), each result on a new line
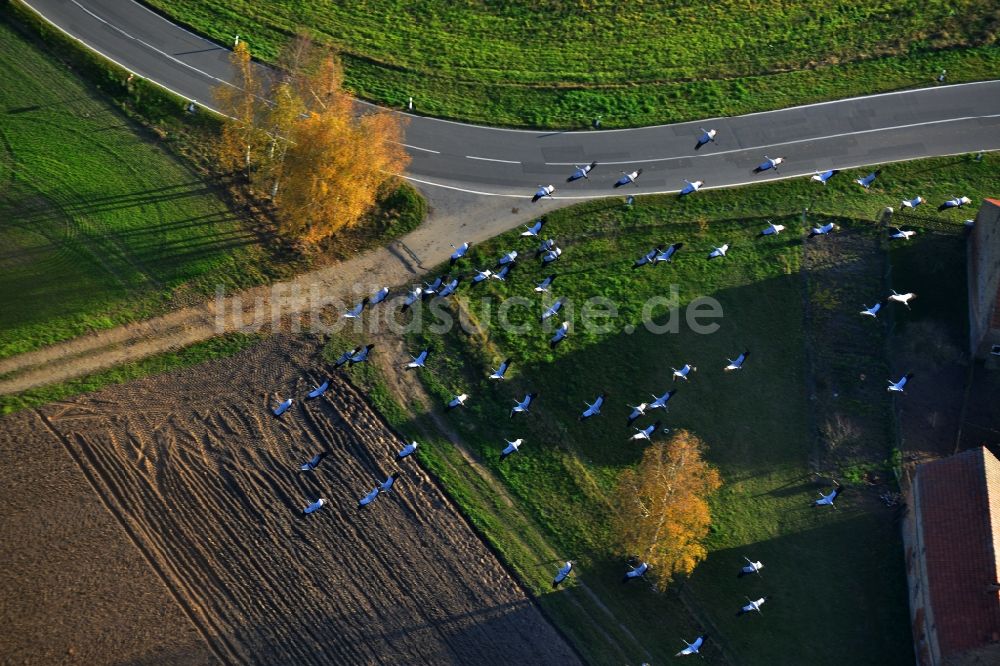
top-left (2, 335), bottom-right (580, 664)
top-left (0, 189), bottom-right (565, 395)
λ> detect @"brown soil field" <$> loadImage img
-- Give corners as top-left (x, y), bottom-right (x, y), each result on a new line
top-left (0, 336), bottom-right (579, 665)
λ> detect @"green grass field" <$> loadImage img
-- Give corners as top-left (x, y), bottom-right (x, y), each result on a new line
top-left (145, 0), bottom-right (1000, 127)
top-left (0, 19), bottom-right (281, 359)
top-left (334, 154), bottom-right (998, 663)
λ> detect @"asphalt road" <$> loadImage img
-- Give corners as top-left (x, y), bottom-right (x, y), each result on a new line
top-left (23, 0), bottom-right (1000, 200)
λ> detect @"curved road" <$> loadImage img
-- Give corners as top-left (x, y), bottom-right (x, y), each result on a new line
top-left (23, 0), bottom-right (1000, 200)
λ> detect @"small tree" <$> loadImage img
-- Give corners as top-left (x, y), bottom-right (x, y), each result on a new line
top-left (615, 430), bottom-right (721, 590)
top-left (214, 41), bottom-right (265, 181)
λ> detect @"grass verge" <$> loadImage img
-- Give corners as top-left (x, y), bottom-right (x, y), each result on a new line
top-left (141, 0), bottom-right (1000, 127)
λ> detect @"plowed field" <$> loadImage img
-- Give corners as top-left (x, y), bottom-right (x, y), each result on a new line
top-left (0, 336), bottom-right (578, 665)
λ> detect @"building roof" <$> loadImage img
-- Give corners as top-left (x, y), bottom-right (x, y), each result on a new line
top-left (917, 446), bottom-right (1000, 657)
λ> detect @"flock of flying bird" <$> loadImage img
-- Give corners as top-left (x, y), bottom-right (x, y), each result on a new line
top-left (267, 125), bottom-right (959, 659)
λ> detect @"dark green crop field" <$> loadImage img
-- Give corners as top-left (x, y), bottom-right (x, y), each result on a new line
top-left (146, 0), bottom-right (1000, 126)
top-left (0, 20), bottom-right (281, 359)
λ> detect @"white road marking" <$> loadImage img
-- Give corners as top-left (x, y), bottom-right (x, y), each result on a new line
top-left (465, 155), bottom-right (522, 164)
top-left (544, 114), bottom-right (1000, 166)
top-left (399, 143), bottom-right (440, 154)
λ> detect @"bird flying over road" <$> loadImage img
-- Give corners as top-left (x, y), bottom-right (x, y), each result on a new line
top-left (753, 155), bottom-right (784, 174)
top-left (567, 162), bottom-right (598, 182)
top-left (615, 169), bottom-right (643, 188)
top-left (695, 128), bottom-right (717, 150)
top-left (680, 179), bottom-right (703, 196)
top-left (533, 184), bottom-right (555, 202)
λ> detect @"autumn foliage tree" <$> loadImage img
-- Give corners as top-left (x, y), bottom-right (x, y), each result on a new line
top-left (615, 430), bottom-right (722, 590)
top-left (214, 38), bottom-right (409, 245)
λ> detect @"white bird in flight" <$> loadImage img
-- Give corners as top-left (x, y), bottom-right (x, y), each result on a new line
top-left (759, 220), bottom-right (785, 236)
top-left (349, 344), bottom-right (375, 365)
top-left (630, 421), bottom-right (662, 442)
top-left (680, 179), bottom-right (703, 196)
top-left (855, 169), bottom-right (881, 188)
top-left (450, 242), bottom-right (470, 265)
top-left (533, 184), bottom-right (555, 202)
top-left (490, 358), bottom-right (513, 380)
top-left (402, 286), bottom-right (422, 311)
top-left (653, 242), bottom-right (683, 264)
top-left (580, 393), bottom-right (607, 421)
top-left (542, 298), bottom-right (565, 321)
top-left (737, 597), bottom-right (767, 616)
top-left (615, 169), bottom-right (643, 188)
top-left (737, 556), bottom-right (764, 578)
top-left (342, 297), bottom-right (368, 319)
top-left (811, 169), bottom-right (839, 184)
top-left (405, 349), bottom-right (429, 369)
top-left (808, 222), bottom-right (839, 238)
top-left (500, 438), bottom-right (524, 461)
top-left (535, 274), bottom-right (557, 293)
top-left (901, 196), bottom-right (924, 208)
top-left (301, 498), bottom-right (327, 516)
top-left (521, 217), bottom-right (547, 237)
top-left (622, 561), bottom-right (649, 582)
top-left (369, 286), bottom-right (389, 306)
top-left (552, 561), bottom-right (574, 587)
top-left (540, 246), bottom-right (562, 264)
top-left (724, 350), bottom-right (750, 371)
top-left (626, 402), bottom-right (648, 426)
top-left (888, 290), bottom-right (917, 309)
top-left (567, 161), bottom-right (598, 182)
top-left (695, 128), bottom-right (717, 150)
top-left (446, 393), bottom-right (469, 410)
top-left (497, 250), bottom-right (518, 266)
top-left (436, 277), bottom-right (460, 298)
top-left (887, 372), bottom-right (914, 393)
top-left (632, 245), bottom-right (662, 269)
top-left (273, 398), bottom-right (293, 417)
top-left (889, 227), bottom-right (917, 240)
top-left (859, 301), bottom-right (885, 318)
top-left (472, 269), bottom-right (494, 284)
top-left (550, 321), bottom-right (569, 348)
top-left (753, 155), bottom-right (784, 174)
top-left (492, 263), bottom-right (513, 281)
top-left (938, 195), bottom-right (971, 211)
top-left (707, 243), bottom-right (730, 260)
top-left (813, 485), bottom-right (842, 507)
top-left (396, 441), bottom-right (418, 460)
top-left (300, 452), bottom-right (328, 472)
top-left (676, 635), bottom-right (708, 657)
top-left (510, 393), bottom-right (537, 418)
top-left (649, 389), bottom-right (676, 411)
top-left (307, 379), bottom-right (330, 399)
top-left (672, 364), bottom-right (697, 381)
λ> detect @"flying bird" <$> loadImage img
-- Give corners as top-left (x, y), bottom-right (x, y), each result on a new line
top-left (472, 269), bottom-right (494, 285)
top-left (342, 298), bottom-right (368, 319)
top-left (887, 372), bottom-right (914, 393)
top-left (649, 389), bottom-right (676, 411)
top-left (695, 127), bottom-right (717, 150)
top-left (672, 364), bottom-right (697, 381)
top-left (500, 438), bottom-right (524, 461)
top-left (497, 250), bottom-right (518, 266)
top-left (759, 220), bottom-right (785, 236)
top-left (358, 487), bottom-right (381, 508)
top-left (349, 344), bottom-right (375, 365)
top-left (737, 556), bottom-right (764, 578)
top-left (405, 349), bottom-right (429, 369)
top-left (450, 242), bottom-right (471, 265)
top-left (423, 275), bottom-right (444, 299)
top-left (737, 597), bottom-right (767, 616)
top-left (552, 561), bottom-right (574, 587)
top-left (676, 635), bottom-right (708, 657)
top-left (622, 561), bottom-right (649, 582)
top-left (535, 274), bottom-right (557, 293)
top-left (369, 286), bottom-right (389, 306)
top-left (273, 398), bottom-right (293, 417)
top-left (938, 195), bottom-right (971, 211)
top-left (630, 421), bottom-right (662, 442)
top-left (300, 452), bottom-right (328, 472)
top-left (626, 402), bottom-right (649, 426)
top-left (811, 169), bottom-right (839, 184)
top-left (632, 245), bottom-right (663, 269)
top-left (490, 358), bottom-right (513, 380)
top-left (307, 379), bottom-right (330, 399)
top-left (542, 298), bottom-right (565, 321)
top-left (653, 242), bottom-right (684, 264)
top-left (680, 179), bottom-right (703, 196)
top-left (707, 243), bottom-right (730, 260)
top-left (536, 238), bottom-right (556, 257)
top-left (855, 170), bottom-right (882, 189)
top-left (532, 184), bottom-right (555, 202)
top-left (615, 169), bottom-right (643, 188)
top-left (521, 217), bottom-right (547, 237)
top-left (550, 321), bottom-right (569, 348)
top-left (332, 349), bottom-right (353, 368)
top-left (510, 393), bottom-right (537, 418)
top-left (580, 393), bottom-right (607, 421)
top-left (888, 290), bottom-right (917, 309)
top-left (567, 161), bottom-right (598, 182)
top-left (396, 441), bottom-right (418, 460)
top-left (753, 155), bottom-right (784, 174)
top-left (901, 196), bottom-right (924, 208)
top-left (446, 393), bottom-right (469, 410)
top-left (301, 498), bottom-right (327, 516)
top-left (813, 485), bottom-right (842, 507)
top-left (492, 264), bottom-right (513, 281)
top-left (859, 301), bottom-right (885, 318)
top-left (540, 247), bottom-right (562, 264)
top-left (808, 222), bottom-right (839, 238)
top-left (379, 472), bottom-right (400, 493)
top-left (436, 277), bottom-right (460, 298)
top-left (724, 350), bottom-right (750, 371)
top-left (889, 227), bottom-right (917, 240)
